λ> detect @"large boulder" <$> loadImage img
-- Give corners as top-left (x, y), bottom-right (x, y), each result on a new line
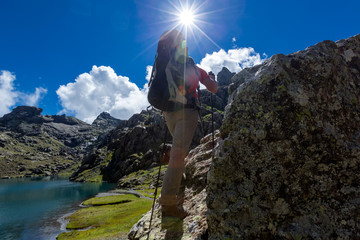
top-left (207, 34), bottom-right (360, 239)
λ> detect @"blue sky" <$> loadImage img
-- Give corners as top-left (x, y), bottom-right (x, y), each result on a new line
top-left (0, 0), bottom-right (359, 122)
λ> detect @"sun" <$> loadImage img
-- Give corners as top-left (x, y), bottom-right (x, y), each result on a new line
top-left (167, 1), bottom-right (222, 50)
top-left (178, 9), bottom-right (195, 26)
top-left (134, 0), bottom-right (222, 58)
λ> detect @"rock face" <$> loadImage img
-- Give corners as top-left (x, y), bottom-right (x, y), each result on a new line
top-left (217, 66), bottom-right (235, 86)
top-left (207, 35), bottom-right (360, 239)
top-left (92, 112), bottom-right (124, 130)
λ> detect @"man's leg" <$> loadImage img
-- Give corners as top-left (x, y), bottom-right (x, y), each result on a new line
top-left (160, 109), bottom-right (198, 218)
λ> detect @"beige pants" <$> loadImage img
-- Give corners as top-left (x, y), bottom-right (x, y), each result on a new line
top-left (160, 108), bottom-right (199, 206)
top-left (165, 108), bottom-right (199, 150)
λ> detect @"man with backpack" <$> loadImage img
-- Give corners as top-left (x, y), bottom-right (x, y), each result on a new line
top-left (148, 29), bottom-right (218, 220)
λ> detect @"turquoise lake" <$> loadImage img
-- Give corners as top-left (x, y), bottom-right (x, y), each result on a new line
top-left (0, 176), bottom-right (115, 240)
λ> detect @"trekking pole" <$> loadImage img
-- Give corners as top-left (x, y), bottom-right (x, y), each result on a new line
top-left (196, 85), bottom-right (205, 138)
top-left (210, 93), bottom-right (215, 152)
top-left (147, 123), bottom-right (168, 240)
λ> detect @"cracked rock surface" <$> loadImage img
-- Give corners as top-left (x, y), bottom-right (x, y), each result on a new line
top-left (207, 34), bottom-right (360, 239)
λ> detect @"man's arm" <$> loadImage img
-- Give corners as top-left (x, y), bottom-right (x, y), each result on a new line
top-left (197, 66), bottom-right (218, 93)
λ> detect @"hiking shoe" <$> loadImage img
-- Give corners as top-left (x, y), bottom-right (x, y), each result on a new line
top-left (161, 205), bottom-right (188, 219)
top-left (160, 150), bottom-right (170, 165)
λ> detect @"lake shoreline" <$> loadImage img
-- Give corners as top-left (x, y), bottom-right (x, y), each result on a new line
top-left (0, 176), bottom-right (116, 240)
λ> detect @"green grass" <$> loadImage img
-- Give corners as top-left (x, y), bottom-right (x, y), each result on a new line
top-left (57, 194), bottom-right (152, 240)
top-left (135, 188), bottom-right (162, 199)
top-left (82, 194), bottom-right (138, 206)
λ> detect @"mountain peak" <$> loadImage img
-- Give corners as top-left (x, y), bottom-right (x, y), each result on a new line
top-left (0, 106), bottom-right (44, 129)
top-left (92, 112), bottom-right (122, 129)
top-left (4, 106), bottom-right (42, 118)
top-left (217, 67), bottom-right (235, 86)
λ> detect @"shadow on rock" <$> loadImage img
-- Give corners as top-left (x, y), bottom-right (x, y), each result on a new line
top-left (161, 218), bottom-right (184, 240)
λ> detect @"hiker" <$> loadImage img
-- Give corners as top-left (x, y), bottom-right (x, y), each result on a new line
top-left (149, 29), bottom-right (218, 219)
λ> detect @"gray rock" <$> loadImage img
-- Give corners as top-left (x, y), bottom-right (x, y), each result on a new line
top-left (217, 66), bottom-right (235, 86)
top-left (207, 34), bottom-right (360, 239)
top-left (92, 112), bottom-right (123, 130)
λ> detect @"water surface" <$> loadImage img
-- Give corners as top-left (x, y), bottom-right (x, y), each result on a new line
top-left (0, 176), bottom-right (115, 240)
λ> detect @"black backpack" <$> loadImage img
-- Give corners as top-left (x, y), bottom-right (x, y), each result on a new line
top-left (147, 33), bottom-right (199, 112)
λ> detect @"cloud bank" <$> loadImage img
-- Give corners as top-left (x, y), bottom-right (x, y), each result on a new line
top-left (197, 47), bottom-right (266, 76)
top-left (56, 65), bottom-right (149, 123)
top-left (0, 70), bottom-right (48, 117)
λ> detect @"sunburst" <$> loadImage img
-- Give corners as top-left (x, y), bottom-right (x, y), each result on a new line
top-left (166, 0), bottom-right (222, 50)
top-left (134, 0), bottom-right (222, 60)
top-left (178, 8), bottom-right (195, 26)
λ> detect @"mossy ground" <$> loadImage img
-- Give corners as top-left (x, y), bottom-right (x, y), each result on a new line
top-left (57, 194), bottom-right (152, 240)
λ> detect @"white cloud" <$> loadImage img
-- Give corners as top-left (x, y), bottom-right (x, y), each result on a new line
top-left (56, 65), bottom-right (149, 123)
top-left (143, 65), bottom-right (153, 92)
top-left (197, 47), bottom-right (266, 76)
top-left (145, 65), bottom-right (152, 82)
top-left (20, 87), bottom-right (48, 107)
top-left (0, 71), bottom-right (48, 117)
top-left (0, 71), bottom-right (18, 116)
top-left (232, 37), bottom-right (236, 42)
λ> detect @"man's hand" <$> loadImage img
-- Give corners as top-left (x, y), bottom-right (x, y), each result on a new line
top-left (208, 71), bottom-right (215, 78)
top-left (207, 71), bottom-right (218, 93)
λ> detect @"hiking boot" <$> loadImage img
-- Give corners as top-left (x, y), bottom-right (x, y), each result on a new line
top-left (161, 205), bottom-right (188, 219)
top-left (160, 150), bottom-right (170, 165)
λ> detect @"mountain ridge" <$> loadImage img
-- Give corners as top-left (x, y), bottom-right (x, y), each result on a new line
top-left (0, 106), bottom-right (121, 178)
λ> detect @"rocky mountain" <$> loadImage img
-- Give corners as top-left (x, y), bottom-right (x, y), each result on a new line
top-left (0, 107), bottom-right (120, 178)
top-left (69, 67), bottom-right (234, 182)
top-left (128, 34), bottom-right (360, 239)
top-left (92, 112), bottom-right (124, 130)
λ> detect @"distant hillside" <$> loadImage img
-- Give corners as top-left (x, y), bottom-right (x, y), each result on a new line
top-left (0, 106), bottom-right (121, 178)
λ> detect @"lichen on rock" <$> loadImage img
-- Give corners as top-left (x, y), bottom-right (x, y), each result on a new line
top-left (207, 34), bottom-right (360, 239)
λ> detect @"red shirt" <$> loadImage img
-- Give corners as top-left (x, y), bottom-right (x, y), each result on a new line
top-left (185, 66), bottom-right (218, 98)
